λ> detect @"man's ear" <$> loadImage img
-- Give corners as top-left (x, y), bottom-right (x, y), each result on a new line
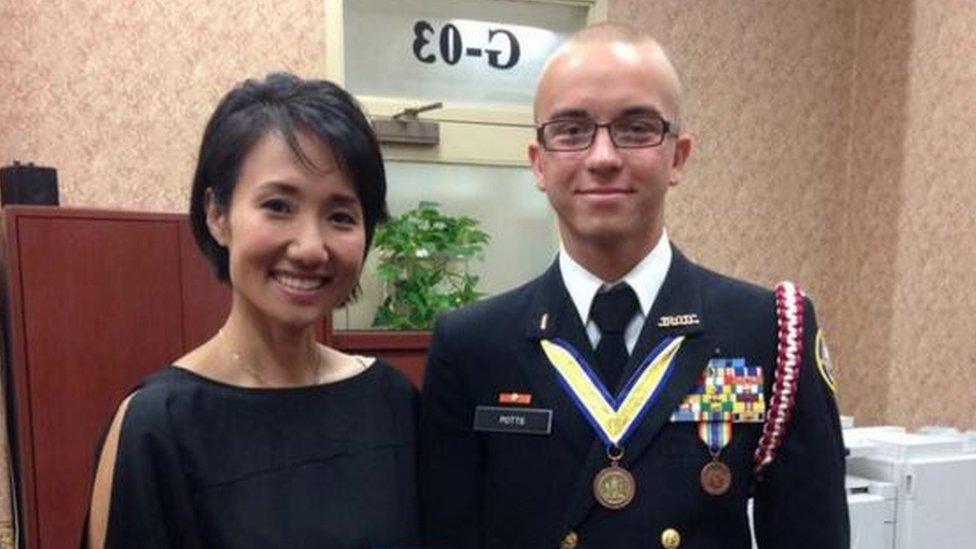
top-left (204, 188), bottom-right (229, 246)
top-left (668, 134), bottom-right (694, 187)
top-left (528, 141), bottom-right (546, 192)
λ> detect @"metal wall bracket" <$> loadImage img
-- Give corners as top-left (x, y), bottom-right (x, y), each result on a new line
top-left (373, 102), bottom-right (442, 146)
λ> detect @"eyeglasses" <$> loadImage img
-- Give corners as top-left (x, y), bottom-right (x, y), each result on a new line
top-left (536, 114), bottom-right (677, 152)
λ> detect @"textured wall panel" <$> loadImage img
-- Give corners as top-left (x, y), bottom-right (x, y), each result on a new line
top-left (0, 0), bottom-right (326, 213)
top-left (840, 0), bottom-right (913, 426)
top-left (888, 1), bottom-right (976, 428)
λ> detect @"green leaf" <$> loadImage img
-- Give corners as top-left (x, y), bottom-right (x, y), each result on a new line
top-left (370, 200), bottom-right (491, 330)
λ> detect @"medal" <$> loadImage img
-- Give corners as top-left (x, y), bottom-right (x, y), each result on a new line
top-left (685, 373), bottom-right (742, 497)
top-left (697, 415), bottom-right (733, 496)
top-left (539, 337), bottom-right (686, 512)
top-left (593, 447), bottom-right (635, 509)
top-left (700, 458), bottom-right (732, 496)
top-left (541, 337), bottom-right (685, 511)
top-left (594, 464), bottom-right (635, 509)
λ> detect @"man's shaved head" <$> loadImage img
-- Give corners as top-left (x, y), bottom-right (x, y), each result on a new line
top-left (534, 23), bottom-right (684, 128)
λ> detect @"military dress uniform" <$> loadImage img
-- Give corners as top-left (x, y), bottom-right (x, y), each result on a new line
top-left (419, 245), bottom-right (849, 548)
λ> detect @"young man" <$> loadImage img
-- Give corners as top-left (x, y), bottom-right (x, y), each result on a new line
top-left (420, 23), bottom-right (848, 548)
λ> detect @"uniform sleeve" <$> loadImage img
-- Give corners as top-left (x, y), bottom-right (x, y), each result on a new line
top-left (104, 391), bottom-right (204, 549)
top-left (419, 316), bottom-right (484, 547)
top-left (753, 297), bottom-right (850, 548)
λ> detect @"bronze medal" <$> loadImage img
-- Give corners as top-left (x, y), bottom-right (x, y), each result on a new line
top-left (700, 459), bottom-right (732, 496)
top-left (593, 462), bottom-right (636, 509)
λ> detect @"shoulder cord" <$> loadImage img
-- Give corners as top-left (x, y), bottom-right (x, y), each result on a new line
top-left (752, 281), bottom-right (805, 479)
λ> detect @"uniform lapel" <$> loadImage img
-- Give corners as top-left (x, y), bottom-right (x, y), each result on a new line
top-left (561, 246), bottom-right (714, 529)
top-left (518, 260), bottom-right (599, 460)
top-left (617, 246), bottom-right (712, 465)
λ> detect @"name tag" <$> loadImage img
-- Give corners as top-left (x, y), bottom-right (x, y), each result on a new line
top-left (473, 406), bottom-right (553, 435)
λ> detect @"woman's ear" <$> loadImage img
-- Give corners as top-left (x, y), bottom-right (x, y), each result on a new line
top-left (205, 188), bottom-right (229, 246)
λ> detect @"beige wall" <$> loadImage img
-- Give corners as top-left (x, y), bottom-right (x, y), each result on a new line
top-left (883, 1), bottom-right (976, 428)
top-left (0, 0), bottom-right (327, 212)
top-left (841, 0), bottom-right (912, 426)
top-left (2, 0), bottom-right (974, 428)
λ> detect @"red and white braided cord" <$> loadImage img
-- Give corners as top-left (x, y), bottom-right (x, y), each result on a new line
top-left (753, 281), bottom-right (805, 476)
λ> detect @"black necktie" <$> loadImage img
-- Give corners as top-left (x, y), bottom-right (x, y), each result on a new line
top-left (590, 284), bottom-right (640, 389)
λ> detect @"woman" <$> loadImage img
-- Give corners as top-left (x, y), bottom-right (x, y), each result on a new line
top-left (86, 73), bottom-right (418, 547)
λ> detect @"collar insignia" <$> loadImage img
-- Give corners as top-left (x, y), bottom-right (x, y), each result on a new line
top-left (657, 313), bottom-right (700, 328)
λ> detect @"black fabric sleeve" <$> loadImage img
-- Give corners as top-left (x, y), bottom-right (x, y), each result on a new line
top-left (752, 297), bottom-right (850, 548)
top-left (419, 316), bottom-right (484, 548)
top-left (104, 389), bottom-right (204, 549)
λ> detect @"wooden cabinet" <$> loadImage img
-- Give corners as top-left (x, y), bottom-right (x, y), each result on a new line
top-left (2, 207), bottom-right (231, 548)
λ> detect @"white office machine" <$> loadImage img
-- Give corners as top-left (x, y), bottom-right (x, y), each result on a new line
top-left (747, 424), bottom-right (976, 548)
top-left (845, 429), bottom-right (976, 549)
top-left (846, 475), bottom-right (897, 549)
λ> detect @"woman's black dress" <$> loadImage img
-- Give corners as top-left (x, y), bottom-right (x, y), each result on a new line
top-left (102, 359), bottom-right (419, 548)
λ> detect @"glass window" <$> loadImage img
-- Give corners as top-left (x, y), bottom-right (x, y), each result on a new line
top-left (334, 161), bottom-right (558, 330)
top-left (342, 0), bottom-right (588, 107)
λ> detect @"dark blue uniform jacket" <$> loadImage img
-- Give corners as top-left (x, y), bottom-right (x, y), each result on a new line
top-left (420, 246), bottom-right (849, 548)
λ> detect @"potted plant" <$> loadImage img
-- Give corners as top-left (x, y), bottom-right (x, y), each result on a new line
top-left (371, 201), bottom-right (490, 330)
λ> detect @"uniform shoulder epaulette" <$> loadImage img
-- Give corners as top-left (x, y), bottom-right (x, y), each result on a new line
top-left (752, 281), bottom-right (805, 479)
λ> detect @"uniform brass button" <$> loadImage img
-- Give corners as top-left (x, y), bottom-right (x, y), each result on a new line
top-left (661, 527), bottom-right (681, 548)
top-left (560, 530), bottom-right (579, 549)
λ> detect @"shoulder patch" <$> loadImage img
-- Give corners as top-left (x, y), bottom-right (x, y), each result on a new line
top-left (815, 330), bottom-right (837, 393)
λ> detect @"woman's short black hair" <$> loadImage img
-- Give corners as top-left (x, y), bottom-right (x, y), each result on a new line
top-left (189, 72), bottom-right (389, 282)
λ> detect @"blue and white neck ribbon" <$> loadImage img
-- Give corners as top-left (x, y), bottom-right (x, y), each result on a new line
top-left (540, 336), bottom-right (685, 447)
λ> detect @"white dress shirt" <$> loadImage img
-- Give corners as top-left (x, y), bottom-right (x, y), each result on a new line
top-left (558, 231), bottom-right (672, 354)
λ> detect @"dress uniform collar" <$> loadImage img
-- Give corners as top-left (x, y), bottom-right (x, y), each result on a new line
top-left (524, 261), bottom-right (576, 340)
top-left (520, 261), bottom-right (600, 461)
top-left (524, 245), bottom-right (707, 345)
top-left (558, 230), bottom-right (672, 327)
top-left (637, 245), bottom-right (707, 339)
